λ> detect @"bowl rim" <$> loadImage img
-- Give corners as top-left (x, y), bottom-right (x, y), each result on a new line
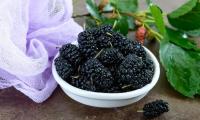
top-left (52, 46), bottom-right (160, 100)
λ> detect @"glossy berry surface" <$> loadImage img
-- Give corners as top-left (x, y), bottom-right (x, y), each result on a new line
top-left (98, 48), bottom-right (124, 66)
top-left (59, 43), bottom-right (81, 67)
top-left (80, 58), bottom-right (114, 91)
top-left (55, 57), bottom-right (74, 80)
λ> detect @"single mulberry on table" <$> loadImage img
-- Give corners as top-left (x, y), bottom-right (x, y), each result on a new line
top-left (143, 100), bottom-right (169, 119)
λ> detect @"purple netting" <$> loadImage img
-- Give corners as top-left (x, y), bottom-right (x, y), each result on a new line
top-left (0, 0), bottom-right (83, 103)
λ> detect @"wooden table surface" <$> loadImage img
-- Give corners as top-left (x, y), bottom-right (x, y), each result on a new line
top-left (1, 0), bottom-right (200, 120)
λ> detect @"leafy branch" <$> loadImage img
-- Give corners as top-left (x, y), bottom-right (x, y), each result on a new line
top-left (73, 1), bottom-right (163, 40)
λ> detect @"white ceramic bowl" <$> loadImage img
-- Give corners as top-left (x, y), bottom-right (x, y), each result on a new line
top-left (52, 47), bottom-right (160, 108)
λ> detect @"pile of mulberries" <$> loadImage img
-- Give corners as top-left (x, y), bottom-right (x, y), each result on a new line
top-left (142, 100), bottom-right (169, 119)
top-left (54, 25), bottom-right (154, 93)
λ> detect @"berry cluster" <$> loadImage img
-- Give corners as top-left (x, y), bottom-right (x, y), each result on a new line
top-left (143, 100), bottom-right (169, 119)
top-left (55, 25), bottom-right (154, 93)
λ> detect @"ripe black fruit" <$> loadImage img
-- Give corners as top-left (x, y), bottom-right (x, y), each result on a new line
top-left (80, 58), bottom-right (114, 90)
top-left (97, 34), bottom-right (114, 49)
top-left (98, 48), bottom-right (124, 66)
top-left (117, 54), bottom-right (145, 90)
top-left (70, 76), bottom-right (96, 91)
top-left (143, 100), bottom-right (169, 119)
top-left (89, 25), bottom-right (113, 39)
top-left (78, 31), bottom-right (98, 59)
top-left (54, 57), bottom-right (74, 80)
top-left (111, 32), bottom-right (146, 58)
top-left (59, 43), bottom-right (81, 67)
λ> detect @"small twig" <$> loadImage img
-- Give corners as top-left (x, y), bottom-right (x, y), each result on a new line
top-left (116, 9), bottom-right (121, 18)
top-left (155, 36), bottom-right (160, 42)
top-left (94, 49), bottom-right (104, 58)
top-left (90, 74), bottom-right (94, 85)
top-left (72, 11), bottom-right (113, 18)
top-left (71, 75), bottom-right (79, 79)
top-left (144, 23), bottom-right (163, 41)
top-left (144, 19), bottom-right (155, 23)
top-left (121, 84), bottom-right (132, 89)
top-left (113, 20), bottom-right (118, 29)
top-left (72, 10), bottom-right (139, 18)
top-left (83, 23), bottom-right (86, 30)
top-left (72, 13), bottom-right (91, 18)
top-left (151, 30), bottom-right (163, 40)
top-left (106, 32), bottom-right (113, 36)
top-left (77, 65), bottom-right (81, 73)
top-left (137, 110), bottom-right (144, 113)
top-left (109, 41), bottom-right (113, 48)
top-left (146, 15), bottom-right (155, 20)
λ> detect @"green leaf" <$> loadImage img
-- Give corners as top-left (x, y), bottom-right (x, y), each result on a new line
top-left (127, 17), bottom-right (135, 30)
top-left (102, 17), bottom-right (116, 25)
top-left (168, 0), bottom-right (198, 18)
top-left (186, 28), bottom-right (200, 37)
top-left (150, 4), bottom-right (167, 39)
top-left (113, 17), bottom-right (129, 35)
top-left (160, 42), bottom-right (200, 97)
top-left (166, 27), bottom-right (200, 51)
top-left (110, 0), bottom-right (138, 12)
top-left (168, 3), bottom-right (200, 30)
top-left (86, 0), bottom-right (101, 20)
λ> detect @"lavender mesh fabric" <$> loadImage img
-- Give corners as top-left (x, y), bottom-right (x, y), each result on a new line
top-left (0, 0), bottom-right (83, 103)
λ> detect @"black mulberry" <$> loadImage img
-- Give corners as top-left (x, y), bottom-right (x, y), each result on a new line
top-left (107, 65), bottom-right (118, 81)
top-left (102, 85), bottom-right (121, 93)
top-left (117, 54), bottom-right (145, 90)
top-left (143, 100), bottom-right (169, 119)
top-left (143, 58), bottom-right (154, 70)
top-left (140, 69), bottom-right (154, 86)
top-left (97, 34), bottom-right (114, 49)
top-left (70, 76), bottom-right (96, 91)
top-left (100, 25), bottom-right (113, 33)
top-left (59, 43), bottom-right (81, 67)
top-left (55, 57), bottom-right (74, 80)
top-left (89, 25), bottom-right (113, 39)
top-left (78, 31), bottom-right (98, 59)
top-left (111, 32), bottom-right (146, 58)
top-left (98, 48), bottom-right (124, 66)
top-left (111, 32), bottom-right (135, 56)
top-left (80, 58), bottom-right (114, 90)
top-left (132, 41), bottom-right (146, 58)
